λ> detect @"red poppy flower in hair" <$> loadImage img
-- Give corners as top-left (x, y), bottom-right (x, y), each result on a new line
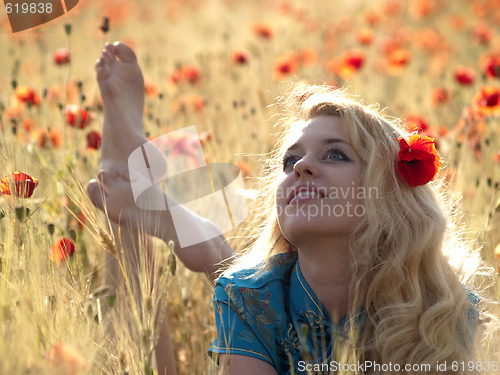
top-left (397, 134), bottom-right (442, 187)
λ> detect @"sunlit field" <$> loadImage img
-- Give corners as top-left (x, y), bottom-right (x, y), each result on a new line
top-left (1, 0), bottom-right (500, 374)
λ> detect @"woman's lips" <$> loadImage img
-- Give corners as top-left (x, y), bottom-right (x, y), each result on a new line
top-left (288, 184), bottom-right (326, 204)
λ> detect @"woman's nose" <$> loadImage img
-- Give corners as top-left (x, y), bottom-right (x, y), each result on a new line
top-left (293, 156), bottom-right (317, 177)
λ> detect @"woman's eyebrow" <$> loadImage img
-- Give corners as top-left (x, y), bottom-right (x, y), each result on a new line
top-left (286, 138), bottom-right (350, 151)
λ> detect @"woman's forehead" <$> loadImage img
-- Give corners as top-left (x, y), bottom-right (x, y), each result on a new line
top-left (283, 116), bottom-right (347, 149)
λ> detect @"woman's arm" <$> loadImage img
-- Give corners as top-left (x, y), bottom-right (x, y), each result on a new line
top-left (218, 355), bottom-right (278, 375)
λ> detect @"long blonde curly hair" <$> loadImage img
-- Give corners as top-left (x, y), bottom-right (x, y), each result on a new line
top-left (226, 84), bottom-right (496, 373)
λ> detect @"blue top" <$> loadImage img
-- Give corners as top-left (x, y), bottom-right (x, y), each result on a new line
top-left (208, 252), bottom-right (479, 374)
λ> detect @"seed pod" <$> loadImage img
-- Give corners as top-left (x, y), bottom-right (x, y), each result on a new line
top-left (167, 240), bottom-right (176, 276)
top-left (145, 296), bottom-right (153, 314)
top-left (64, 23), bottom-right (72, 36)
top-left (15, 206), bottom-right (25, 221)
top-left (168, 252), bottom-right (176, 276)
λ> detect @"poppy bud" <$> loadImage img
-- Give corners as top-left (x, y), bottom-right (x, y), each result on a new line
top-left (15, 206), bottom-right (25, 221)
top-left (64, 24), bottom-right (72, 36)
top-left (99, 17), bottom-right (109, 33)
top-left (69, 229), bottom-right (77, 242)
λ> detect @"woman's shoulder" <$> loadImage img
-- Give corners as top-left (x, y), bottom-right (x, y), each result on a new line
top-left (215, 252), bottom-right (298, 291)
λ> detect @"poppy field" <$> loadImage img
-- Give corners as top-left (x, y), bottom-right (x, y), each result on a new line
top-left (1, 0), bottom-right (500, 373)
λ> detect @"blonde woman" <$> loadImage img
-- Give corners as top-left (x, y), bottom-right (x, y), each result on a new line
top-left (88, 42), bottom-right (491, 375)
top-left (208, 86), bottom-right (486, 375)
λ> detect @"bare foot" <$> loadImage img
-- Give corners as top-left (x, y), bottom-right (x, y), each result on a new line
top-left (96, 42), bottom-right (165, 177)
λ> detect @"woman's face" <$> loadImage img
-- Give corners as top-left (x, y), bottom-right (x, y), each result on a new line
top-left (276, 115), bottom-right (364, 245)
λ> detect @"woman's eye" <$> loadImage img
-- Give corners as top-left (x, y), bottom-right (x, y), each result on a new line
top-left (327, 148), bottom-right (349, 161)
top-left (282, 154), bottom-right (298, 170)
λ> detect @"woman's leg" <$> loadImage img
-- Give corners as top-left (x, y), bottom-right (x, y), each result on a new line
top-left (88, 42), bottom-right (234, 374)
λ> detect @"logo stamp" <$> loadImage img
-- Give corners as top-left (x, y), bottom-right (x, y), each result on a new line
top-left (128, 126), bottom-right (248, 248)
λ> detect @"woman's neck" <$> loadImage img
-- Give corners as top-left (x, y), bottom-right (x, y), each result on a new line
top-left (296, 238), bottom-right (358, 324)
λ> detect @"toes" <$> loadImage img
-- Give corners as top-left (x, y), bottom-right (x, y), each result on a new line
top-left (112, 41), bottom-right (137, 63)
top-left (95, 59), bottom-right (110, 81)
top-left (101, 48), bottom-right (116, 66)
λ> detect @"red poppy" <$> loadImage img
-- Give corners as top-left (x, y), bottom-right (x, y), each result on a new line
top-left (169, 65), bottom-right (202, 85)
top-left (454, 66), bottom-right (475, 85)
top-left (252, 22), bottom-right (273, 39)
top-left (364, 10), bottom-right (380, 26)
top-left (494, 151), bottom-right (500, 164)
top-left (50, 238), bottom-right (76, 262)
top-left (430, 87), bottom-right (450, 106)
top-left (344, 49), bottom-right (365, 69)
top-left (144, 80), bottom-right (158, 97)
top-left (481, 55), bottom-right (500, 79)
top-left (472, 86), bottom-right (500, 115)
top-left (232, 50), bottom-right (250, 65)
top-left (0, 172), bottom-right (38, 198)
top-left (397, 135), bottom-right (441, 187)
top-left (37, 128), bottom-right (62, 149)
top-left (65, 105), bottom-right (90, 129)
top-left (472, 23), bottom-right (492, 46)
top-left (327, 49), bottom-right (366, 79)
top-left (21, 118), bottom-right (35, 132)
top-left (170, 94), bottom-right (205, 115)
top-left (53, 48), bottom-right (70, 65)
top-left (273, 53), bottom-right (299, 80)
top-left (404, 114), bottom-right (430, 133)
top-left (357, 28), bottom-right (374, 45)
top-left (415, 29), bottom-right (445, 55)
top-left (385, 49), bottom-right (410, 75)
top-left (86, 130), bottom-right (102, 150)
top-left (409, 0), bottom-right (436, 19)
top-left (15, 85), bottom-right (40, 106)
